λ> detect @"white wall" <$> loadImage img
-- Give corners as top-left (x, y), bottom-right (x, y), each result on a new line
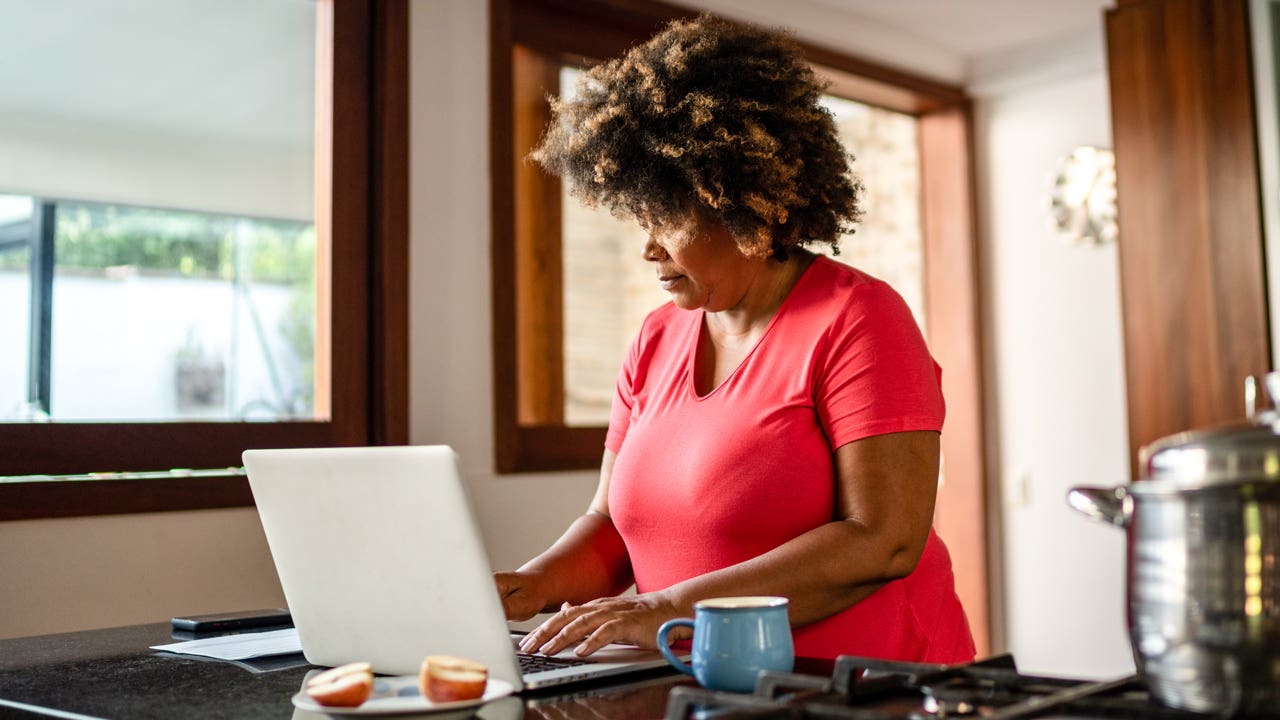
top-left (973, 29), bottom-right (1135, 678)
top-left (406, 0), bottom-right (599, 580)
top-left (0, 508), bottom-right (284, 638)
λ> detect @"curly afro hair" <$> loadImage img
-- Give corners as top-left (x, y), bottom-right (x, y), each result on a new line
top-left (531, 14), bottom-right (864, 260)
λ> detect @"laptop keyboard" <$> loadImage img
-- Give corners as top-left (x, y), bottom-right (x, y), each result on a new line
top-left (518, 652), bottom-right (595, 673)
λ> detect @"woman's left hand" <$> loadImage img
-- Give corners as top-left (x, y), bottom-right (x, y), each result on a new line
top-left (517, 592), bottom-right (690, 657)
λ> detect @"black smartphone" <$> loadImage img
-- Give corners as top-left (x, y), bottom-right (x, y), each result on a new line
top-left (170, 608), bottom-right (292, 632)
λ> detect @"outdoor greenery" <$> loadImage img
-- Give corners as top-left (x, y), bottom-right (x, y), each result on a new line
top-left (0, 196), bottom-right (318, 418)
top-left (0, 200), bottom-right (313, 285)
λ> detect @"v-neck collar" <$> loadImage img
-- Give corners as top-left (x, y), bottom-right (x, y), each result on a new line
top-left (685, 255), bottom-right (823, 400)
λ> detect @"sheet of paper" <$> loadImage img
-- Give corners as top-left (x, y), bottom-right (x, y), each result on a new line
top-left (150, 627), bottom-right (302, 660)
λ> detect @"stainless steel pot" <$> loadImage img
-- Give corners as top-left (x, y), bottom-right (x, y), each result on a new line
top-left (1069, 376), bottom-right (1280, 717)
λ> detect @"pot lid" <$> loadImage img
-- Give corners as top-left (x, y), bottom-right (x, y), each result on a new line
top-left (1139, 374), bottom-right (1280, 487)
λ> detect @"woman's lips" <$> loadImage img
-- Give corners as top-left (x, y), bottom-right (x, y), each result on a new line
top-left (659, 275), bottom-right (683, 290)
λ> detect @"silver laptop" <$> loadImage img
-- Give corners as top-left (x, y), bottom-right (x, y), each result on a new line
top-left (242, 445), bottom-right (676, 691)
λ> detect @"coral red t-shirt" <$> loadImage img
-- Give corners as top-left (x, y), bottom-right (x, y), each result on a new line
top-left (605, 256), bottom-right (975, 663)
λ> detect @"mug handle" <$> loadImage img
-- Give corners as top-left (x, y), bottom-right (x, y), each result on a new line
top-left (656, 618), bottom-right (695, 676)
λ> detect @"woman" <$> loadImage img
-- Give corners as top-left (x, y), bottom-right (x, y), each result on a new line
top-left (494, 14), bottom-right (975, 664)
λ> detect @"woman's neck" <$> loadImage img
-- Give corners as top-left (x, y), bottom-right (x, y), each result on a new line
top-left (705, 251), bottom-right (816, 342)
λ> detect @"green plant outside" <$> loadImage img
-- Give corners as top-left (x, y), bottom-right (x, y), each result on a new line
top-left (0, 199), bottom-right (318, 417)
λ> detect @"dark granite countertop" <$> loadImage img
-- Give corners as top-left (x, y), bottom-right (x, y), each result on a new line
top-left (0, 623), bottom-right (314, 719)
top-left (0, 622), bottom-right (695, 719)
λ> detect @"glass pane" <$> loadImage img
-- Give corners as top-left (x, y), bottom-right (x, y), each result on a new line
top-left (0, 0), bottom-right (319, 422)
top-left (47, 203), bottom-right (314, 421)
top-left (562, 189), bottom-right (668, 426)
top-left (819, 95), bottom-right (925, 334)
top-left (560, 68), bottom-right (670, 426)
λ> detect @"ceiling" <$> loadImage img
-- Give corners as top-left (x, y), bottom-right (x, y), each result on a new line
top-left (806, 0), bottom-right (1113, 59)
top-left (0, 0), bottom-right (1113, 149)
top-left (0, 0), bottom-right (316, 148)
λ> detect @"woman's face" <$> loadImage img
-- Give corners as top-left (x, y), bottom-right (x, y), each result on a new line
top-left (642, 217), bottom-right (757, 312)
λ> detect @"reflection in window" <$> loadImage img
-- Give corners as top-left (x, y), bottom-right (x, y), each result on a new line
top-left (0, 0), bottom-right (319, 425)
top-left (0, 195), bottom-right (315, 421)
top-left (560, 68), bottom-right (924, 425)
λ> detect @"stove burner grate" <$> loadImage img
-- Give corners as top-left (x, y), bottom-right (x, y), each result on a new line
top-left (663, 654), bottom-right (1215, 720)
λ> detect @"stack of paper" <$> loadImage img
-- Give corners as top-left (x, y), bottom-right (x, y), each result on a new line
top-left (151, 628), bottom-right (302, 661)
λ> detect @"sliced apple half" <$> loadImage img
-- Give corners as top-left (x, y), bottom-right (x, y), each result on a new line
top-left (419, 655), bottom-right (488, 703)
top-left (305, 661), bottom-right (375, 707)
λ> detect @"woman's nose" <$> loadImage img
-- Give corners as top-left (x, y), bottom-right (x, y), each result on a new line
top-left (642, 237), bottom-right (668, 262)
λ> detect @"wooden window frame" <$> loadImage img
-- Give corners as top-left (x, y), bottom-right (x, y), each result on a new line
top-left (490, 0), bottom-right (980, 466)
top-left (0, 0), bottom-right (409, 522)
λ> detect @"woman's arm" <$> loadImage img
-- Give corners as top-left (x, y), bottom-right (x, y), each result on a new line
top-left (494, 450), bottom-right (634, 621)
top-left (519, 430), bottom-right (940, 656)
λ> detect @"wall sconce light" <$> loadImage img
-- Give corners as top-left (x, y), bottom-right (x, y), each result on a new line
top-left (1047, 145), bottom-right (1118, 246)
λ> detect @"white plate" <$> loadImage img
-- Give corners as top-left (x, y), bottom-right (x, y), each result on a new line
top-left (292, 674), bottom-right (514, 717)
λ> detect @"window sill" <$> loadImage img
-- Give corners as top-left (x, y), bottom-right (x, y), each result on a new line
top-left (0, 468), bottom-right (253, 522)
top-left (496, 425), bottom-right (606, 474)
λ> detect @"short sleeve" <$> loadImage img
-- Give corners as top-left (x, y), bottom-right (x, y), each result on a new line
top-left (815, 280), bottom-right (945, 448)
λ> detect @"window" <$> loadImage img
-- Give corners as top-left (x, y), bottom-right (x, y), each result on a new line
top-left (491, 0), bottom-right (977, 474)
top-left (1, 197), bottom-right (316, 422)
top-left (0, 0), bottom-right (408, 521)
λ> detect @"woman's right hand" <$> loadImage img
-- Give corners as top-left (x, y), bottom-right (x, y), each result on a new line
top-left (494, 571), bottom-right (549, 622)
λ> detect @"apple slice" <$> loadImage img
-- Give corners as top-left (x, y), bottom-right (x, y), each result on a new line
top-left (419, 655), bottom-right (488, 703)
top-left (305, 661), bottom-right (374, 707)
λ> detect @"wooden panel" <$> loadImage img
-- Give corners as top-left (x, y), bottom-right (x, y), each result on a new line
top-left (490, 0), bottom-right (520, 473)
top-left (510, 0), bottom-right (689, 64)
top-left (328, 0), bottom-right (373, 447)
top-left (514, 45), bottom-right (566, 425)
top-left (806, 48), bottom-right (966, 115)
top-left (372, 0), bottom-right (411, 445)
top-left (0, 474), bottom-right (254, 522)
top-left (0, 422), bottom-right (328, 520)
top-left (514, 426), bottom-right (610, 472)
top-left (1106, 0), bottom-right (1271, 475)
top-left (920, 104), bottom-right (990, 659)
top-left (0, 422), bottom-right (333, 477)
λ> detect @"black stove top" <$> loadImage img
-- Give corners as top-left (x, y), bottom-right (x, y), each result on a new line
top-left (663, 655), bottom-right (1217, 719)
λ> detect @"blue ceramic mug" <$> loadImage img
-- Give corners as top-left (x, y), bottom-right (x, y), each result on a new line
top-left (656, 596), bottom-right (794, 693)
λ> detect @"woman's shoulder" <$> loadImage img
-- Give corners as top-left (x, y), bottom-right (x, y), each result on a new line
top-left (628, 300), bottom-right (689, 352)
top-left (637, 300), bottom-right (683, 335)
top-left (800, 255), bottom-right (911, 311)
top-left (780, 256), bottom-right (929, 360)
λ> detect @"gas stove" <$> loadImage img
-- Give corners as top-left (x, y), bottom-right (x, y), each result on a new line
top-left (663, 654), bottom-right (1217, 719)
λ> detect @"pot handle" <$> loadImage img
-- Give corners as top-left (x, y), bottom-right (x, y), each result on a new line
top-left (1066, 486), bottom-right (1131, 529)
